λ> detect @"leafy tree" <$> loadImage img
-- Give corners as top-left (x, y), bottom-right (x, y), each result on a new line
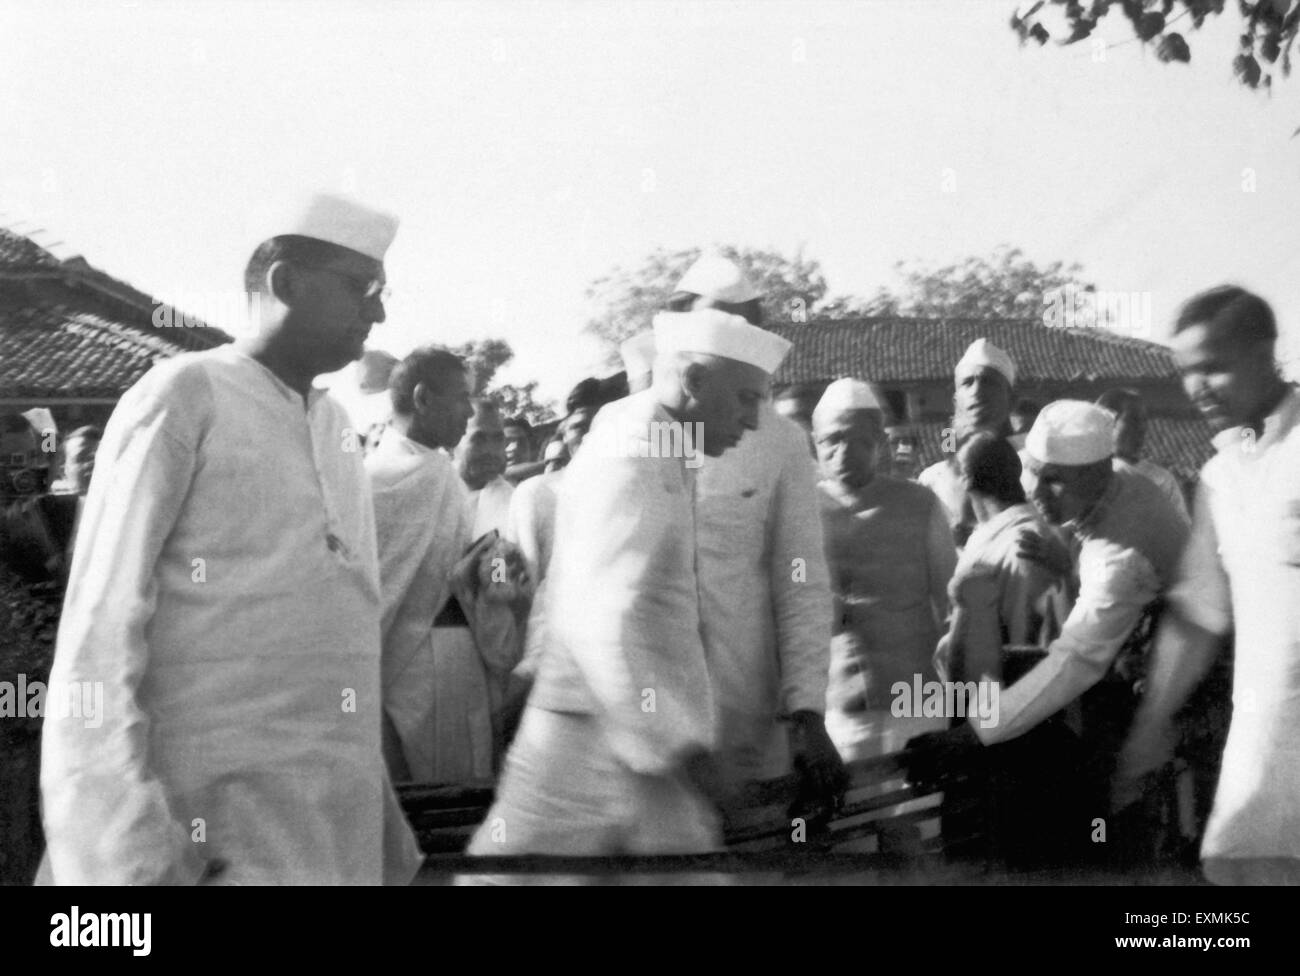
top-left (853, 246), bottom-right (1096, 319)
top-left (584, 245), bottom-right (829, 353)
top-left (1011, 0), bottom-right (1300, 91)
top-left (451, 339), bottom-right (556, 423)
top-left (492, 381), bottom-right (555, 426)
top-left (452, 338), bottom-right (515, 392)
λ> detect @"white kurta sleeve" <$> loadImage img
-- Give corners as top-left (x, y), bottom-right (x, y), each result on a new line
top-left (549, 450), bottom-right (712, 777)
top-left (41, 372), bottom-right (211, 885)
top-left (975, 545), bottom-right (1158, 745)
top-left (767, 431), bottom-right (832, 716)
top-left (1164, 479), bottom-right (1232, 637)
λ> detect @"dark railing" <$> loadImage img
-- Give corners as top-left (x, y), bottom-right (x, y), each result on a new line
top-left (399, 748), bottom-right (983, 877)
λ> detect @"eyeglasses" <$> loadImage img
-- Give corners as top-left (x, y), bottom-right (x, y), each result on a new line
top-left (302, 265), bottom-right (391, 303)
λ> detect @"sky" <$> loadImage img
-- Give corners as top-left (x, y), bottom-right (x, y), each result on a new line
top-left (3, 0), bottom-right (1299, 406)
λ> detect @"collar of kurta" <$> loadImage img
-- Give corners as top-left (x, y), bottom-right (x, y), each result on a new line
top-left (374, 425), bottom-right (438, 457)
top-left (228, 344), bottom-right (331, 410)
top-left (1210, 383), bottom-right (1300, 456)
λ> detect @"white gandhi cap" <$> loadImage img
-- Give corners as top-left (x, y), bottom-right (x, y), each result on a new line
top-left (955, 338), bottom-right (1016, 388)
top-left (812, 378), bottom-right (884, 428)
top-left (652, 309), bottom-right (792, 375)
top-left (675, 251), bottom-right (761, 304)
top-left (279, 192), bottom-right (399, 262)
top-left (1025, 400), bottom-right (1116, 466)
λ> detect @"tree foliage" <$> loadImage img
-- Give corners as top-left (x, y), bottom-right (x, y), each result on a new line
top-left (850, 246), bottom-right (1097, 320)
top-left (1011, 0), bottom-right (1300, 90)
top-left (452, 339), bottom-right (556, 423)
top-left (583, 245), bottom-right (829, 350)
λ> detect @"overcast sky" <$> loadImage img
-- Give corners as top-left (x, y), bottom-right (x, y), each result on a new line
top-left (3, 0), bottom-right (1298, 404)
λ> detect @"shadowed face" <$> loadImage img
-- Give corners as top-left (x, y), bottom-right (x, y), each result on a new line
top-left (683, 357), bottom-right (769, 457)
top-left (954, 367), bottom-right (1013, 436)
top-left (1027, 457), bottom-right (1109, 525)
top-left (284, 249), bottom-right (388, 374)
top-left (815, 409), bottom-right (884, 492)
top-left (503, 425), bottom-right (533, 465)
top-left (456, 404), bottom-right (507, 489)
top-left (1172, 321), bottom-right (1277, 433)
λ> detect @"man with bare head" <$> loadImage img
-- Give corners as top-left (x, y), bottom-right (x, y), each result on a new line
top-left (455, 397), bottom-right (514, 537)
top-left (1118, 285), bottom-right (1299, 884)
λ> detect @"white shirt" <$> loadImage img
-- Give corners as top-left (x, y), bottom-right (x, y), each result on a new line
top-left (367, 427), bottom-right (470, 780)
top-left (467, 474), bottom-right (514, 539)
top-left (41, 345), bottom-right (419, 884)
top-left (697, 402), bottom-right (832, 780)
top-left (1165, 386), bottom-right (1300, 873)
top-left (976, 468), bottom-right (1188, 745)
top-left (530, 390), bottom-right (714, 776)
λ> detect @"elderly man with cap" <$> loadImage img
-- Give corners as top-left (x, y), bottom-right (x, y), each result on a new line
top-left (919, 338), bottom-right (1020, 547)
top-left (813, 379), bottom-right (957, 763)
top-left (620, 253), bottom-right (845, 813)
top-left (39, 192), bottom-right (422, 885)
top-left (907, 400), bottom-right (1188, 864)
top-left (1117, 285), bottom-right (1300, 885)
top-left (459, 305), bottom-right (791, 883)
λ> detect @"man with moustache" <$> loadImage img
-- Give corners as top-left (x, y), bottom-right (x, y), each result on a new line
top-left (1117, 285), bottom-right (1300, 885)
top-left (40, 192), bottom-right (421, 885)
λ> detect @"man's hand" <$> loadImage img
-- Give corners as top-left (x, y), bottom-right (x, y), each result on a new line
top-left (1015, 528), bottom-right (1072, 580)
top-left (900, 723), bottom-right (982, 792)
top-left (679, 748), bottom-right (745, 829)
top-left (788, 710), bottom-right (848, 818)
top-left (1111, 720), bottom-right (1179, 812)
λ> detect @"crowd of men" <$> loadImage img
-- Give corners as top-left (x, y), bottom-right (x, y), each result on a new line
top-left (1, 191), bottom-right (1296, 885)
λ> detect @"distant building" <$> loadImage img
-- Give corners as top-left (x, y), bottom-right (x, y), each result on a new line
top-left (769, 317), bottom-right (1214, 486)
top-left (0, 226), bottom-right (232, 433)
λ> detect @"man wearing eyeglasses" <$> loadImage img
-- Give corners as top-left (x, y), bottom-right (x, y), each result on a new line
top-left (40, 192), bottom-right (422, 885)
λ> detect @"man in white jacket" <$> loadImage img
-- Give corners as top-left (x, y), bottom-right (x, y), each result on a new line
top-left (460, 308), bottom-right (791, 882)
top-left (39, 192), bottom-right (422, 885)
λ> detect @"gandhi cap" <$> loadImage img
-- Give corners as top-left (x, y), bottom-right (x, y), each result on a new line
top-left (1025, 399), bottom-right (1115, 466)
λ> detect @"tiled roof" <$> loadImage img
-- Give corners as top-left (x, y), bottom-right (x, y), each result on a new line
top-left (0, 227), bottom-right (62, 272)
top-left (1, 226), bottom-right (233, 400)
top-left (899, 415), bottom-right (1215, 486)
top-left (770, 317), bottom-right (1179, 386)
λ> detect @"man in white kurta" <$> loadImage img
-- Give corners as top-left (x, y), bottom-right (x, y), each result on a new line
top-left (655, 252), bottom-right (842, 804)
top-left (698, 399), bottom-right (834, 783)
top-left (367, 346), bottom-right (478, 783)
top-left (1118, 285), bottom-right (1300, 885)
top-left (39, 194), bottom-right (422, 885)
top-left (459, 309), bottom-right (792, 883)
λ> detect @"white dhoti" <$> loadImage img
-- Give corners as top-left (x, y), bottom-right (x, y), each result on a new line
top-left (458, 707), bottom-right (723, 885)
